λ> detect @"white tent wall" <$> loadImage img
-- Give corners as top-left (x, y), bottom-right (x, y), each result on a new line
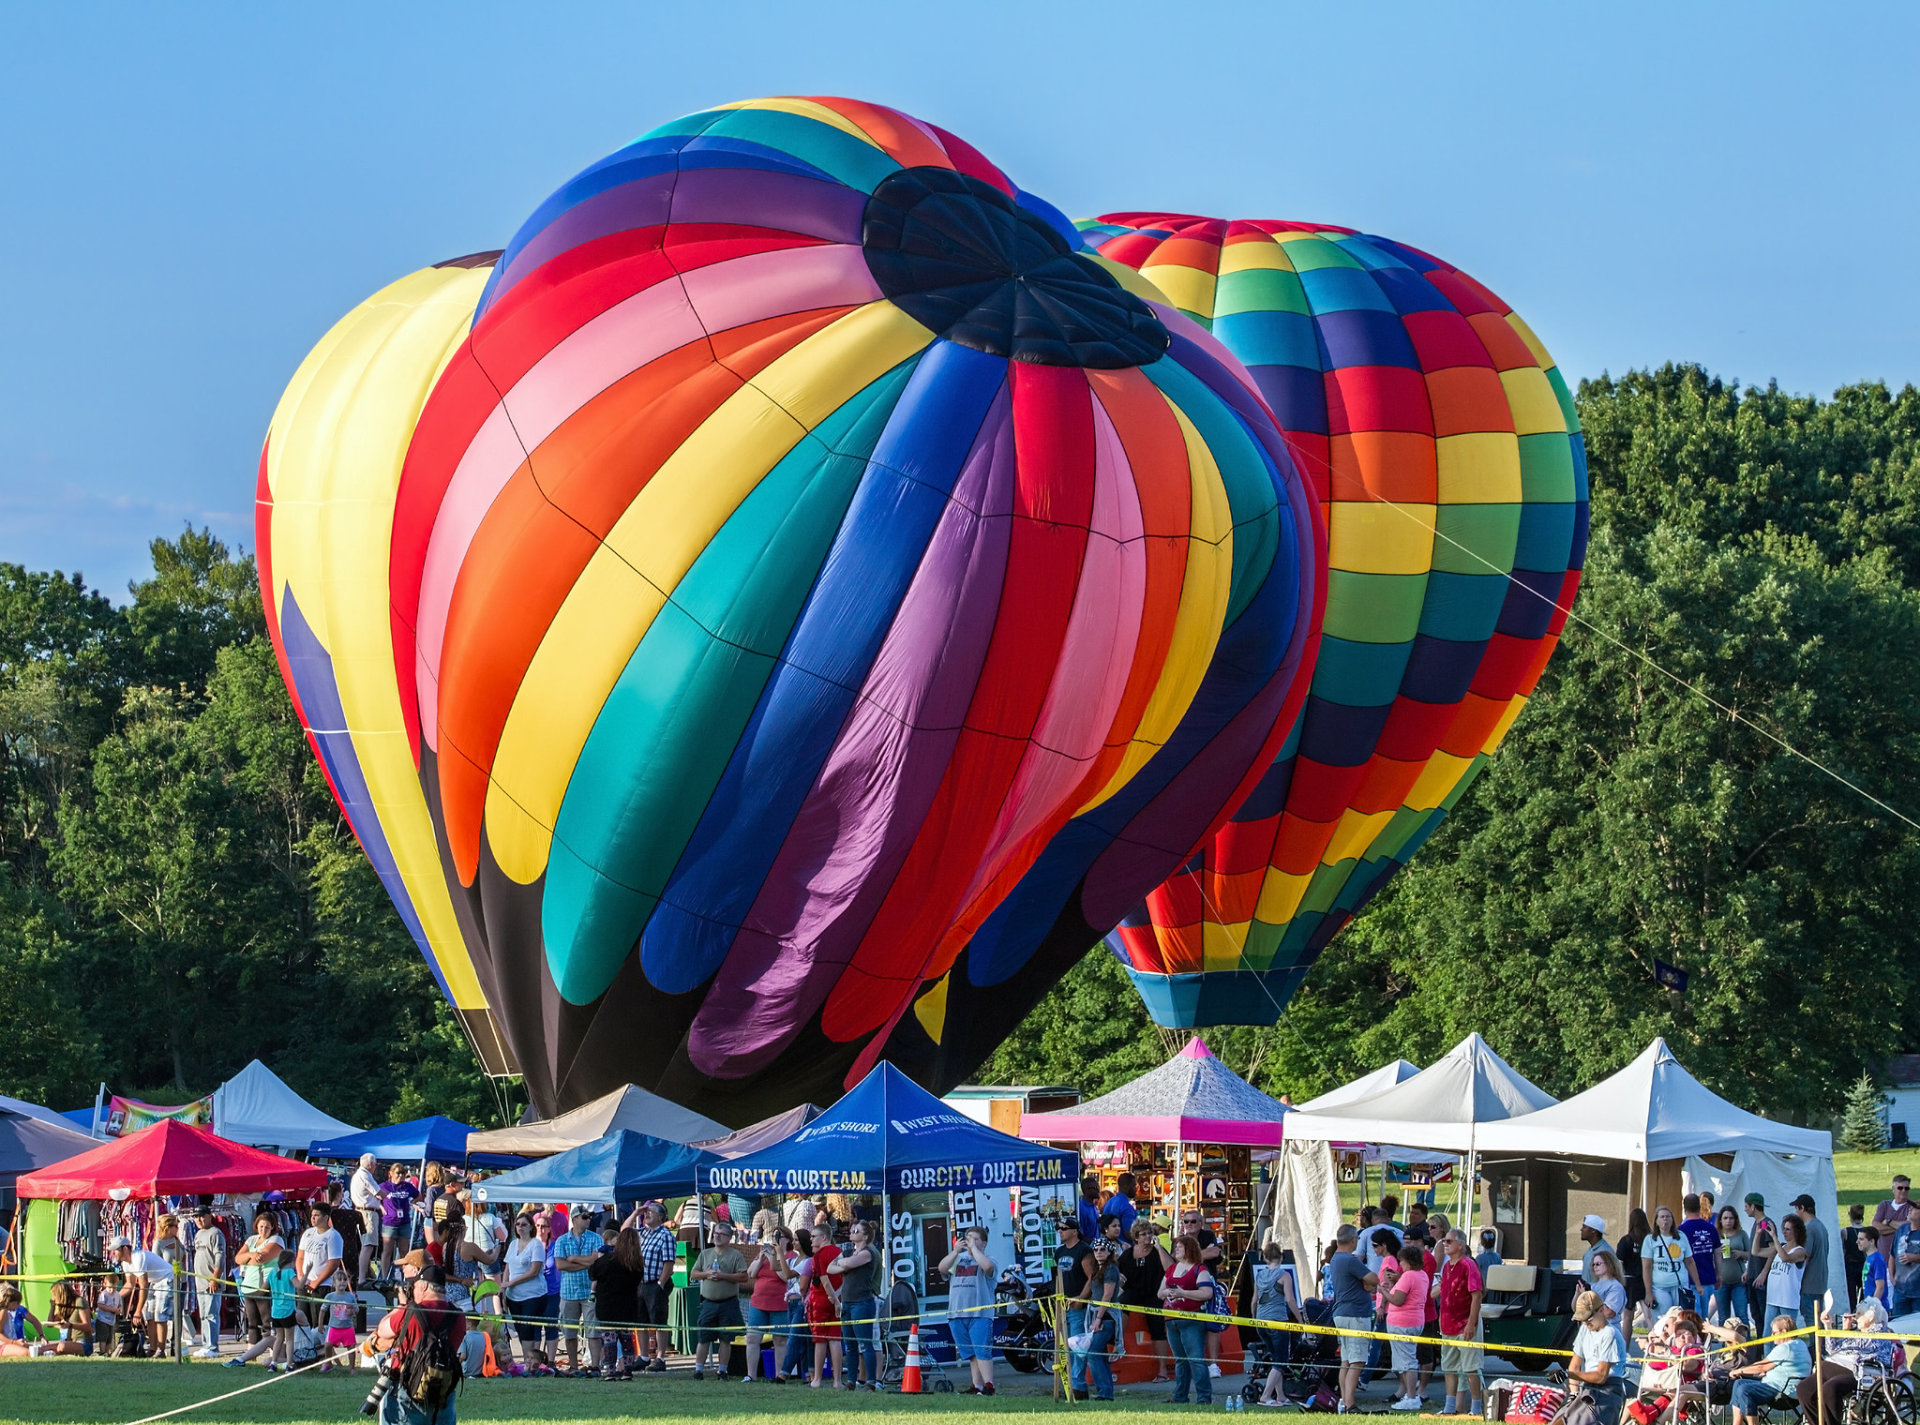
top-left (1685, 1150), bottom-right (1846, 1314)
top-left (1270, 1139), bottom-right (1345, 1279)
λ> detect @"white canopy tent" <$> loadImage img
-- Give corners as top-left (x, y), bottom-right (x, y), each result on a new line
top-left (1280, 1033), bottom-right (1557, 1153)
top-left (1476, 1039), bottom-right (1843, 1309)
top-left (1474, 1039), bottom-right (1830, 1160)
top-left (1295, 1059), bottom-right (1421, 1113)
top-left (1272, 1037), bottom-right (1552, 1274)
top-left (466, 1084), bottom-right (728, 1157)
top-left (212, 1060), bottom-right (360, 1152)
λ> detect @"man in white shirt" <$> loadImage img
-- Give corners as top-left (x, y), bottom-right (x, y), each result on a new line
top-left (349, 1153), bottom-right (382, 1282)
top-left (296, 1203), bottom-right (345, 1300)
top-left (113, 1236), bottom-right (174, 1355)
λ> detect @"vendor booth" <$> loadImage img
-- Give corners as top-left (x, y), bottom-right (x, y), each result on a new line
top-left (1022, 1038), bottom-right (1284, 1385)
top-left (210, 1060), bottom-right (359, 1152)
top-left (1473, 1038), bottom-right (1844, 1309)
top-left (15, 1119), bottom-right (327, 1337)
top-left (1022, 1037), bottom-right (1285, 1268)
top-left (1275, 1035), bottom-right (1559, 1348)
top-left (466, 1084), bottom-right (727, 1158)
top-left (308, 1114), bottom-right (523, 1169)
top-left (703, 1063), bottom-right (1079, 1367)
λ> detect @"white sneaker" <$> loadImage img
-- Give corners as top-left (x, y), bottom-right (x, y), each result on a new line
top-left (1393, 1396), bottom-right (1424, 1411)
top-left (1209, 1363), bottom-right (1223, 1378)
top-left (193, 1348), bottom-right (218, 1359)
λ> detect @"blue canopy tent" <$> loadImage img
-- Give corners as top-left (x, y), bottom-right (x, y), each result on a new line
top-left (700, 1063), bottom-right (1079, 1196)
top-left (308, 1115), bottom-right (524, 1169)
top-left (471, 1131), bottom-right (719, 1207)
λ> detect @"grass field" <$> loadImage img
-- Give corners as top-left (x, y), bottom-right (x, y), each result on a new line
top-left (0, 1360), bottom-right (1198, 1425)
top-left (1833, 1148), bottom-right (1920, 1211)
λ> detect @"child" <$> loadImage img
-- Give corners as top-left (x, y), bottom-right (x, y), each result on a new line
top-left (321, 1267), bottom-right (359, 1373)
top-left (93, 1274), bottom-right (124, 1357)
top-left (1859, 1225), bottom-right (1889, 1310)
top-left (267, 1248), bottom-right (301, 1372)
top-left (0, 1286), bottom-right (48, 1357)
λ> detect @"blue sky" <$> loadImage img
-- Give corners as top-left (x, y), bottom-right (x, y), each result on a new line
top-left (4, 2), bottom-right (1916, 596)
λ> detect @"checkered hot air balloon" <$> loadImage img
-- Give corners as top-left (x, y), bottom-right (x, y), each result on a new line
top-left (1082, 215), bottom-right (1587, 1027)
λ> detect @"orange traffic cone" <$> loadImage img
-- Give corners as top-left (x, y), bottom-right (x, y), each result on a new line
top-left (900, 1323), bottom-right (924, 1394)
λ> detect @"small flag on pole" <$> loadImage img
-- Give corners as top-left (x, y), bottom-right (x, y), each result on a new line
top-left (1654, 959), bottom-right (1689, 993)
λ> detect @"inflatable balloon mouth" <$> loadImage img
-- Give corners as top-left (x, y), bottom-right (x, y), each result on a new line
top-left (861, 166), bottom-right (1169, 368)
top-left (257, 98), bottom-right (1579, 1121)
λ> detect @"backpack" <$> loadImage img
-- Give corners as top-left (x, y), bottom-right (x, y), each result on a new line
top-left (1204, 1276), bottom-right (1230, 1333)
top-left (397, 1308), bottom-right (463, 1414)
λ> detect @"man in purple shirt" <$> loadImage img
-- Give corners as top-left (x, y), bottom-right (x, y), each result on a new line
top-left (1679, 1193), bottom-right (1721, 1295)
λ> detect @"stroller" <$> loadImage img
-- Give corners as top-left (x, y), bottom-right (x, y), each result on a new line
top-left (1241, 1299), bottom-right (1341, 1409)
top-left (878, 1279), bottom-right (955, 1392)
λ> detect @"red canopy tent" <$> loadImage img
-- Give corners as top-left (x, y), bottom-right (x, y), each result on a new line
top-left (16, 1119), bottom-right (327, 1198)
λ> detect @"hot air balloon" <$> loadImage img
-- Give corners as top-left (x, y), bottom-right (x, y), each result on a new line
top-left (1082, 215), bottom-right (1587, 1026)
top-left (258, 105), bottom-right (1321, 1120)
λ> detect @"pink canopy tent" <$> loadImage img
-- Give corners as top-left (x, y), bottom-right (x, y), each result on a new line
top-left (1020, 1037), bottom-right (1285, 1147)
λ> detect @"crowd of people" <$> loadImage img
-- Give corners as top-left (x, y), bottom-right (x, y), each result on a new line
top-left (12, 1156), bottom-right (1920, 1421)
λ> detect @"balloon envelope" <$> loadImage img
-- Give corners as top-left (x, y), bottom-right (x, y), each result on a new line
top-left (1082, 215), bottom-right (1587, 1026)
top-left (259, 106), bottom-right (1321, 1118)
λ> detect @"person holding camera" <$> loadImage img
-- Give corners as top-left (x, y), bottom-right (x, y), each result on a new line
top-left (940, 1226), bottom-right (998, 1396)
top-left (365, 1269), bottom-right (468, 1425)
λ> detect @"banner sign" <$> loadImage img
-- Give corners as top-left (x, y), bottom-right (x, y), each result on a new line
top-left (105, 1094), bottom-right (212, 1137)
top-left (1654, 959), bottom-right (1689, 992)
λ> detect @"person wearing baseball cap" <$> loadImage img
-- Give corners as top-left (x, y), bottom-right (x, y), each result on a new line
top-left (1568, 1290), bottom-right (1627, 1412)
top-left (1579, 1213), bottom-right (1613, 1285)
top-left (552, 1206), bottom-right (604, 1374)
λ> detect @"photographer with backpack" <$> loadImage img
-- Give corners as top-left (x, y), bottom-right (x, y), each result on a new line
top-left (366, 1267), bottom-right (467, 1425)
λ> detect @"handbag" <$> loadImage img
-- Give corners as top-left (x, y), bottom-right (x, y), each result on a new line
top-left (1553, 1387), bottom-right (1609, 1425)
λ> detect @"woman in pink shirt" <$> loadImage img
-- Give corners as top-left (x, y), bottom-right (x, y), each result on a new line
top-left (1383, 1244), bottom-right (1431, 1411)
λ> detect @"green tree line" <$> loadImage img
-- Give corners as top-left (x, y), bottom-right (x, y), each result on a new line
top-left (985, 366), bottom-right (1920, 1123)
top-left (0, 533), bottom-right (494, 1123)
top-left (3, 365), bottom-right (1917, 1128)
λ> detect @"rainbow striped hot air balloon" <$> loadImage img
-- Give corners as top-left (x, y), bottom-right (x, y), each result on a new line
top-left (258, 105), bottom-right (1321, 1119)
top-left (1082, 215), bottom-right (1587, 1027)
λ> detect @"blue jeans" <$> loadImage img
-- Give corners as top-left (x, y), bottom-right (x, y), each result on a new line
top-left (1168, 1316), bottom-right (1212, 1404)
top-left (1071, 1311), bottom-right (1116, 1400)
top-left (380, 1382), bottom-right (456, 1425)
top-left (1066, 1308), bottom-right (1088, 1394)
top-left (1731, 1379), bottom-right (1791, 1416)
top-left (841, 1295), bottom-right (879, 1384)
top-left (1710, 1283), bottom-right (1748, 1325)
top-left (197, 1285), bottom-right (222, 1351)
top-left (779, 1302), bottom-right (811, 1376)
top-left (1892, 1288), bottom-right (1920, 1319)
